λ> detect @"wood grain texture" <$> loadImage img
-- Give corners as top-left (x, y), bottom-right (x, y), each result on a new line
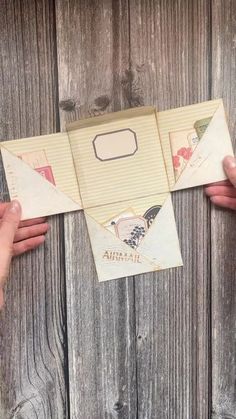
top-left (129, 1), bottom-right (212, 418)
top-left (1, 1), bottom-right (235, 418)
top-left (0, 1), bottom-right (68, 418)
top-left (211, 1), bottom-right (236, 418)
top-left (55, 1), bottom-right (137, 418)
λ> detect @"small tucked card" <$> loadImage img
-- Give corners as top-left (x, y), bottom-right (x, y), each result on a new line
top-left (19, 150), bottom-right (56, 184)
top-left (158, 99), bottom-right (233, 190)
top-left (169, 128), bottom-right (199, 180)
top-left (0, 132), bottom-right (82, 219)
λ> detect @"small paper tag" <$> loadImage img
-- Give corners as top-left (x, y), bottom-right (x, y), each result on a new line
top-left (19, 150), bottom-right (56, 185)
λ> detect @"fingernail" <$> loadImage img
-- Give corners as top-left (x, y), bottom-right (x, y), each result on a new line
top-left (8, 200), bottom-right (21, 214)
top-left (223, 156), bottom-right (236, 170)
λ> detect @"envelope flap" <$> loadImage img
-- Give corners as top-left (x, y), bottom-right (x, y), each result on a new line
top-left (1, 146), bottom-right (81, 220)
top-left (1, 132), bottom-right (82, 206)
top-left (138, 195), bottom-right (183, 268)
top-left (172, 102), bottom-right (234, 190)
top-left (85, 212), bottom-right (158, 282)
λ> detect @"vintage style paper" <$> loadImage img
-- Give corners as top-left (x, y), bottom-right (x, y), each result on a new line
top-left (84, 195), bottom-right (183, 282)
top-left (67, 106), bottom-right (169, 208)
top-left (0, 99), bottom-right (234, 281)
top-left (0, 132), bottom-right (82, 218)
top-left (65, 108), bottom-right (182, 281)
top-left (158, 99), bottom-right (234, 190)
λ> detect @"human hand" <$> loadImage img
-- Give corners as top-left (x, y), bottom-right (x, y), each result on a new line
top-left (205, 156), bottom-right (236, 210)
top-left (0, 201), bottom-right (49, 309)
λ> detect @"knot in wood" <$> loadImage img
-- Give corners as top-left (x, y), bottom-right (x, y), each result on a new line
top-left (59, 98), bottom-right (76, 111)
top-left (94, 95), bottom-right (110, 111)
top-left (113, 400), bottom-right (123, 412)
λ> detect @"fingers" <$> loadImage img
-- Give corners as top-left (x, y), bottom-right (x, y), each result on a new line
top-left (205, 183), bottom-right (236, 210)
top-left (0, 201), bottom-right (21, 253)
top-left (14, 222), bottom-right (49, 243)
top-left (206, 180), bottom-right (232, 187)
top-left (209, 195), bottom-right (236, 210)
top-left (223, 156), bottom-right (236, 187)
top-left (0, 201), bottom-right (49, 310)
top-left (204, 156), bottom-right (236, 210)
top-left (19, 217), bottom-right (47, 228)
top-left (0, 200), bottom-right (21, 293)
top-left (0, 203), bottom-right (8, 218)
top-left (0, 203), bottom-right (49, 259)
top-left (0, 204), bottom-right (46, 228)
top-left (205, 185), bottom-right (236, 199)
top-left (13, 235), bottom-right (46, 256)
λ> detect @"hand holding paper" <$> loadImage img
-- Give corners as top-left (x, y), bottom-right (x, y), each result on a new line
top-left (205, 156), bottom-right (236, 210)
top-left (0, 201), bottom-right (49, 308)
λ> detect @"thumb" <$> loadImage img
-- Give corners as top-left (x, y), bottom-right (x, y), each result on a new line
top-left (223, 156), bottom-right (236, 188)
top-left (0, 200), bottom-right (21, 288)
top-left (0, 200), bottom-right (22, 247)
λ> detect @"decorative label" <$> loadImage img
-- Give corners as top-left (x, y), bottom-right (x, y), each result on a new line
top-left (93, 129), bottom-right (138, 161)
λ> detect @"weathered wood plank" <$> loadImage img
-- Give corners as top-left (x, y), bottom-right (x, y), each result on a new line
top-left (55, 1), bottom-right (137, 418)
top-left (0, 1), bottom-right (68, 418)
top-left (129, 1), bottom-right (212, 418)
top-left (211, 1), bottom-right (236, 418)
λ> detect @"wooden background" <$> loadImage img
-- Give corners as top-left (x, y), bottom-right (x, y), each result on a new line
top-left (0, 0), bottom-right (235, 418)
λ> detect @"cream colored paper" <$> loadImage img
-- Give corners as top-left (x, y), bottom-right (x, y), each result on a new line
top-left (1, 147), bottom-right (80, 219)
top-left (137, 195), bottom-right (183, 268)
top-left (157, 98), bottom-right (232, 189)
top-left (86, 193), bottom-right (167, 225)
top-left (67, 107), bottom-right (169, 208)
top-left (172, 102), bottom-right (234, 190)
top-left (85, 194), bottom-right (182, 282)
top-left (1, 132), bottom-right (82, 206)
top-left (0, 100), bottom-right (233, 282)
top-left (93, 129), bottom-right (137, 161)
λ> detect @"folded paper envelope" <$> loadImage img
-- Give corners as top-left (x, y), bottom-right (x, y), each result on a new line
top-left (65, 106), bottom-right (183, 280)
top-left (1, 100), bottom-right (233, 219)
top-left (84, 194), bottom-right (183, 281)
top-left (158, 99), bottom-right (234, 190)
top-left (0, 99), bottom-right (234, 281)
top-left (66, 106), bottom-right (170, 208)
top-left (0, 132), bottom-right (82, 219)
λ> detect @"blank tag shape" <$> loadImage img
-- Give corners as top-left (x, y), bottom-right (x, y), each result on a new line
top-left (93, 128), bottom-right (138, 161)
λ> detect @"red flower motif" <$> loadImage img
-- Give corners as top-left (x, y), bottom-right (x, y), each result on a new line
top-left (173, 155), bottom-right (180, 168)
top-left (177, 147), bottom-right (193, 161)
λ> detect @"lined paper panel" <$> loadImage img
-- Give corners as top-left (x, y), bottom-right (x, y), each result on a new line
top-left (1, 132), bottom-right (81, 205)
top-left (86, 193), bottom-right (168, 225)
top-left (158, 99), bottom-right (222, 188)
top-left (68, 111), bottom-right (170, 209)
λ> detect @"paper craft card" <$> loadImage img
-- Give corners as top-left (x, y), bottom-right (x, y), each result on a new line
top-left (84, 194), bottom-right (183, 281)
top-left (1, 100), bottom-right (233, 219)
top-left (0, 99), bottom-right (234, 281)
top-left (0, 133), bottom-right (82, 219)
top-left (66, 107), bottom-right (182, 280)
top-left (67, 106), bottom-right (169, 208)
top-left (158, 99), bottom-right (234, 190)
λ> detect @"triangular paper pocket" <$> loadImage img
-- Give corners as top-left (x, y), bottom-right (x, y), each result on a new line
top-left (137, 195), bottom-right (183, 268)
top-left (84, 212), bottom-right (158, 282)
top-left (172, 102), bottom-right (234, 190)
top-left (1, 147), bottom-right (81, 219)
top-left (84, 194), bottom-right (183, 282)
